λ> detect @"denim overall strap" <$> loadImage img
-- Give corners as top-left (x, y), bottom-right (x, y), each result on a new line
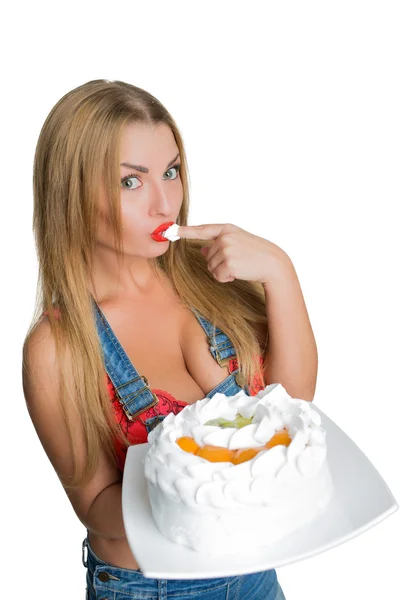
top-left (91, 298), bottom-right (159, 421)
top-left (189, 309), bottom-right (251, 395)
top-left (190, 308), bottom-right (237, 367)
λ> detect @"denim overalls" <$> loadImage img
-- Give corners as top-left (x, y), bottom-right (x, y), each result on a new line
top-left (82, 297), bottom-right (286, 600)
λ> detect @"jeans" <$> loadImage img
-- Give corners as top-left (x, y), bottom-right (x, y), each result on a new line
top-left (82, 536), bottom-right (286, 599)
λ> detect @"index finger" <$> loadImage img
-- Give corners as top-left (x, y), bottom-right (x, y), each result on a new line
top-left (177, 224), bottom-right (226, 240)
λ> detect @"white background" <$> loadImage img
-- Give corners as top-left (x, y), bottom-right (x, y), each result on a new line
top-left (3, 1), bottom-right (399, 598)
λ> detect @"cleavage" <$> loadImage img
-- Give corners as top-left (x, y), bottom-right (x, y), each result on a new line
top-left (99, 297), bottom-right (231, 404)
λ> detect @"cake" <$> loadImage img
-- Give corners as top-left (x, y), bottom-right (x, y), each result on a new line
top-left (143, 383), bottom-right (333, 555)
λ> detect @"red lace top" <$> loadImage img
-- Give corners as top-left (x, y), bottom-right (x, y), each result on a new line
top-left (43, 308), bottom-right (266, 472)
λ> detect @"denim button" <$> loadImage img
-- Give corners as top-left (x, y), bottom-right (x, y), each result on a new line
top-left (98, 572), bottom-right (110, 582)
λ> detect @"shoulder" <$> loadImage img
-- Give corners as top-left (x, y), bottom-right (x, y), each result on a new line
top-left (22, 318), bottom-right (69, 466)
top-left (23, 316), bottom-right (56, 368)
top-left (22, 313), bottom-right (71, 408)
top-left (23, 322), bottom-right (59, 422)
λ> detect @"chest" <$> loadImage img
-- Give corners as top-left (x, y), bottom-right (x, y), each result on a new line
top-left (98, 294), bottom-right (233, 404)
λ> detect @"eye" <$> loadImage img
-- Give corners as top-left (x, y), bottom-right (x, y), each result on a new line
top-left (164, 164), bottom-right (181, 180)
top-left (120, 163), bottom-right (181, 190)
top-left (120, 173), bottom-right (140, 190)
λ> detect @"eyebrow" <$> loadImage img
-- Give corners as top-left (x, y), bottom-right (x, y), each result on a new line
top-left (120, 152), bottom-right (180, 173)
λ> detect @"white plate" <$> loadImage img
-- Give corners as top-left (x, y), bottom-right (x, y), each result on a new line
top-left (122, 405), bottom-right (398, 579)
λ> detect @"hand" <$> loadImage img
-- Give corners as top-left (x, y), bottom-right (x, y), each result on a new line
top-left (177, 223), bottom-right (290, 286)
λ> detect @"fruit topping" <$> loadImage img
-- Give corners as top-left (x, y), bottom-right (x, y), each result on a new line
top-left (232, 447), bottom-right (263, 464)
top-left (266, 429), bottom-right (291, 449)
top-left (204, 413), bottom-right (253, 429)
top-left (196, 445), bottom-right (233, 462)
top-left (176, 428), bottom-right (292, 464)
top-left (176, 436), bottom-right (200, 454)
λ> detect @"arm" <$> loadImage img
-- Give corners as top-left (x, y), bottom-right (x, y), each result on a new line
top-left (22, 319), bottom-right (126, 541)
top-left (262, 252), bottom-right (318, 401)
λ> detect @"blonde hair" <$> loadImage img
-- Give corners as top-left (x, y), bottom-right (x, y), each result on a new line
top-left (22, 79), bottom-right (269, 490)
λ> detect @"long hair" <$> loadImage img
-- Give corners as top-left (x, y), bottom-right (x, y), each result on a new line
top-left (22, 79), bottom-right (269, 490)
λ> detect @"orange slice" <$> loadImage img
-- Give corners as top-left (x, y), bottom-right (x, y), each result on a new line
top-left (176, 436), bottom-right (200, 454)
top-left (232, 447), bottom-right (263, 465)
top-left (196, 444), bottom-right (234, 463)
top-left (265, 429), bottom-right (292, 449)
top-left (176, 429), bottom-right (293, 464)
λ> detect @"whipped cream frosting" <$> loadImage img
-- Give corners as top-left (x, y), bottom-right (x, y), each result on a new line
top-left (161, 223), bottom-right (180, 241)
top-left (143, 383), bottom-right (334, 554)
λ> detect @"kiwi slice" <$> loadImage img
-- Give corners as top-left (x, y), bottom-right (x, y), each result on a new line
top-left (204, 413), bottom-right (253, 429)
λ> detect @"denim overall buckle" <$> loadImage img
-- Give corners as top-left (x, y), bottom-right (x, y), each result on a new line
top-left (117, 375), bottom-right (159, 421)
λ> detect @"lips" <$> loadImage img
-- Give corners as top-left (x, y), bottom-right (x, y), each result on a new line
top-left (151, 221), bottom-right (175, 242)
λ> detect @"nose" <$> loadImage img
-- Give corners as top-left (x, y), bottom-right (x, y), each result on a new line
top-left (149, 181), bottom-right (175, 216)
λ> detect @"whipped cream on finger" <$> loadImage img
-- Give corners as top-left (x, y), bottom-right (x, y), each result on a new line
top-left (161, 223), bottom-right (180, 241)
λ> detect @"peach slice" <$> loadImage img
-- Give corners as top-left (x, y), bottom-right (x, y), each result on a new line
top-left (176, 429), bottom-right (293, 464)
top-left (176, 436), bottom-right (200, 454)
top-left (232, 447), bottom-right (264, 465)
top-left (196, 444), bottom-right (234, 463)
top-left (265, 429), bottom-right (292, 449)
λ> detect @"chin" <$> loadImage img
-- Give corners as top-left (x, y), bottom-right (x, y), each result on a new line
top-left (151, 240), bottom-right (171, 255)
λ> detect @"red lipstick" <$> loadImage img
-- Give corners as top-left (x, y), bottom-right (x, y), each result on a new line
top-left (151, 221), bottom-right (175, 242)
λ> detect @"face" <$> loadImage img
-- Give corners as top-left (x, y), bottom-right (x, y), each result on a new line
top-left (96, 122), bottom-right (183, 259)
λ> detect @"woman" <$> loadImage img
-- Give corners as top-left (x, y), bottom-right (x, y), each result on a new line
top-left (23, 79), bottom-right (317, 599)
